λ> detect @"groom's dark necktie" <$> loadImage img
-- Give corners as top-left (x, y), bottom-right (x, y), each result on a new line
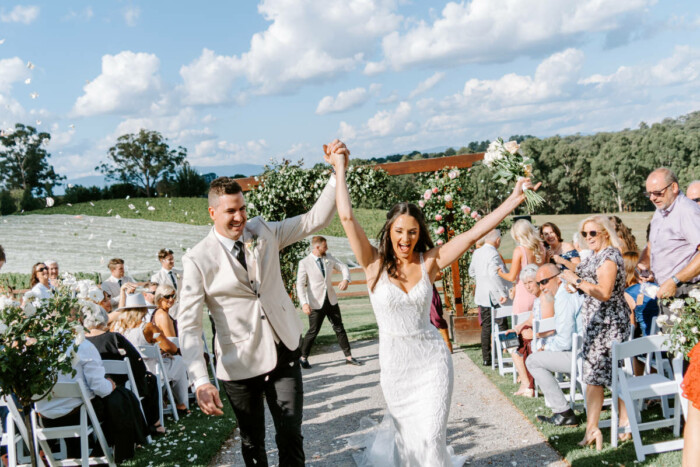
top-left (168, 271), bottom-right (178, 290)
top-left (316, 257), bottom-right (325, 278)
top-left (234, 241), bottom-right (247, 271)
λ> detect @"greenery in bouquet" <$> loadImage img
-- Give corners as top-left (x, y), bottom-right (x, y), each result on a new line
top-left (416, 167), bottom-right (481, 309)
top-left (656, 289), bottom-right (700, 358)
top-left (484, 138), bottom-right (544, 212)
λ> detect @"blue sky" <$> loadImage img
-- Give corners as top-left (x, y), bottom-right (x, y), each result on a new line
top-left (1, 0), bottom-right (699, 180)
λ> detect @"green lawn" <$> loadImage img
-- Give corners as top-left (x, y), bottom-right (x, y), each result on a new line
top-left (462, 345), bottom-right (683, 466)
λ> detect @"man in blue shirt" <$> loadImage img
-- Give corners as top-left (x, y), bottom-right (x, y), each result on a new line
top-left (526, 263), bottom-right (583, 427)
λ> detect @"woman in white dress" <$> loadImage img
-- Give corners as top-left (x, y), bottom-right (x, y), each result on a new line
top-left (330, 147), bottom-right (536, 466)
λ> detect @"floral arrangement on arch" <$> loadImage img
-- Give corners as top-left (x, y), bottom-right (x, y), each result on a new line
top-left (656, 289), bottom-right (700, 357)
top-left (417, 167), bottom-right (482, 309)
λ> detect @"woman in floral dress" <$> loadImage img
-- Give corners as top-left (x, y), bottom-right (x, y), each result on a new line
top-left (560, 215), bottom-right (631, 450)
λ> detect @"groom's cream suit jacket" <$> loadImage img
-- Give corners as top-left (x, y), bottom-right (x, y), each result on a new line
top-left (178, 178), bottom-right (337, 385)
top-left (296, 253), bottom-right (350, 310)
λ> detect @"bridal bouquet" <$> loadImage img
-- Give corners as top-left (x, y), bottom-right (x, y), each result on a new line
top-left (483, 138), bottom-right (544, 211)
top-left (656, 289), bottom-right (700, 357)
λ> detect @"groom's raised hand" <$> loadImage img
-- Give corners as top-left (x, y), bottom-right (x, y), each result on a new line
top-left (323, 139), bottom-right (350, 169)
top-left (196, 383), bottom-right (224, 416)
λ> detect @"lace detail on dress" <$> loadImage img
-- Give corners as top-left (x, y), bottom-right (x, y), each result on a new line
top-left (349, 254), bottom-right (466, 466)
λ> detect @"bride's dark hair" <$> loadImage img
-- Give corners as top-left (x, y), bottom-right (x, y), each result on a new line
top-left (370, 202), bottom-right (434, 292)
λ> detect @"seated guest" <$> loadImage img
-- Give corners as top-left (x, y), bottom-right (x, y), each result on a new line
top-left (83, 303), bottom-right (165, 435)
top-left (45, 259), bottom-right (60, 287)
top-left (540, 222), bottom-right (580, 271)
top-left (35, 319), bottom-right (148, 462)
top-left (142, 281), bottom-right (159, 322)
top-left (111, 293), bottom-right (190, 414)
top-left (609, 215), bottom-right (638, 254)
top-left (507, 264), bottom-right (541, 397)
top-left (623, 250), bottom-right (659, 338)
top-left (527, 263), bottom-right (583, 427)
top-left (29, 262), bottom-right (53, 299)
top-left (151, 284), bottom-right (178, 338)
top-left (102, 258), bottom-right (136, 308)
top-left (151, 249), bottom-right (182, 318)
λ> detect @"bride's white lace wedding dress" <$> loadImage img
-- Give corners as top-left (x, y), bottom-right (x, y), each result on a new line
top-left (350, 254), bottom-right (465, 467)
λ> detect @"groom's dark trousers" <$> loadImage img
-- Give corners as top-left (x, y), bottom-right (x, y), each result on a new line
top-left (221, 341), bottom-right (304, 467)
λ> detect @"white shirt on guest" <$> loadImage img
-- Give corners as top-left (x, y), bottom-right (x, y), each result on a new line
top-left (31, 282), bottom-right (54, 300)
top-left (35, 339), bottom-right (113, 419)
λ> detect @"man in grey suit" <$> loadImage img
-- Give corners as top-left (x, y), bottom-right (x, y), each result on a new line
top-left (297, 236), bottom-right (362, 368)
top-left (178, 140), bottom-right (349, 467)
top-left (468, 229), bottom-right (512, 366)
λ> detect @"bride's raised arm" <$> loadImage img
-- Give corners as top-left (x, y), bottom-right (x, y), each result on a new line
top-left (330, 149), bottom-right (378, 269)
top-left (430, 178), bottom-right (539, 271)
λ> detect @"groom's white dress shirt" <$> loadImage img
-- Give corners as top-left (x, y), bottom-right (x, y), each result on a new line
top-left (101, 274), bottom-right (136, 308)
top-left (468, 244), bottom-right (512, 308)
top-left (296, 253), bottom-right (350, 310)
top-left (178, 176), bottom-right (337, 386)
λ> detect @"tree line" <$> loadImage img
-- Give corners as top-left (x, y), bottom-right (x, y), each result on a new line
top-left (1, 111), bottom-right (699, 215)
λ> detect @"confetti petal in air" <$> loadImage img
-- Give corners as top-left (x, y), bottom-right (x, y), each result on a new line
top-left (46, 197), bottom-right (54, 207)
top-left (89, 202), bottom-right (94, 206)
top-left (125, 195), bottom-right (130, 200)
top-left (88, 234), bottom-right (94, 240)
top-left (69, 124), bottom-right (75, 129)
top-left (24, 78), bottom-right (31, 85)
top-left (26, 61), bottom-right (35, 69)
top-left (67, 203), bottom-right (72, 206)
top-left (147, 206), bottom-right (155, 211)
top-left (107, 240), bottom-right (112, 249)
top-left (0, 39), bottom-right (5, 45)
top-left (68, 183), bottom-right (74, 188)
top-left (115, 214), bottom-right (121, 219)
top-left (128, 203), bottom-right (135, 210)
top-left (30, 92), bottom-right (38, 99)
top-left (35, 120), bottom-right (41, 125)
top-left (107, 209), bottom-right (112, 214)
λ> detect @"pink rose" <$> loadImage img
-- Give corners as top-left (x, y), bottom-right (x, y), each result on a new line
top-left (471, 211), bottom-right (479, 219)
top-left (461, 205), bottom-right (471, 214)
top-left (444, 194), bottom-right (452, 202)
top-left (435, 214), bottom-right (443, 221)
top-left (437, 239), bottom-right (444, 246)
top-left (436, 226), bottom-right (445, 235)
top-left (418, 200), bottom-right (425, 208)
top-left (504, 140), bottom-right (520, 154)
top-left (432, 187), bottom-right (438, 194)
top-left (423, 190), bottom-right (432, 200)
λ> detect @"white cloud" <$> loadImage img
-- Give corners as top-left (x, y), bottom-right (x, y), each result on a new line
top-left (316, 86), bottom-right (377, 115)
top-left (341, 101), bottom-right (415, 142)
top-left (62, 7), bottom-right (93, 22)
top-left (123, 6), bottom-right (140, 27)
top-left (72, 51), bottom-right (162, 117)
top-left (580, 45), bottom-right (700, 88)
top-left (0, 57), bottom-right (29, 94)
top-left (1, 5), bottom-right (40, 24)
top-left (408, 72), bottom-right (445, 99)
top-left (179, 0), bottom-right (401, 101)
top-left (192, 138), bottom-right (269, 166)
top-left (375, 0), bottom-right (652, 71)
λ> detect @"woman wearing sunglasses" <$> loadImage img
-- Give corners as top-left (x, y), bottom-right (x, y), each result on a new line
top-left (560, 215), bottom-right (631, 450)
top-left (29, 262), bottom-right (54, 299)
top-left (151, 284), bottom-right (179, 338)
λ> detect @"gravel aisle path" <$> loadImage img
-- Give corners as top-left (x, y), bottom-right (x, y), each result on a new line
top-left (209, 340), bottom-right (567, 466)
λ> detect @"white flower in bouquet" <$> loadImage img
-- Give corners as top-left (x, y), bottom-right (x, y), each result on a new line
top-left (0, 296), bottom-right (19, 311)
top-left (448, 170), bottom-right (459, 179)
top-left (670, 299), bottom-right (685, 312)
top-left (483, 137), bottom-right (543, 211)
top-left (23, 300), bottom-right (36, 318)
top-left (444, 194), bottom-right (453, 202)
top-left (0, 322), bottom-right (8, 335)
top-left (88, 286), bottom-right (104, 303)
top-left (689, 288), bottom-right (700, 301)
top-left (656, 314), bottom-right (669, 327)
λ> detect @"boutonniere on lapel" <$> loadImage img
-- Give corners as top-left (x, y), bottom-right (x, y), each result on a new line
top-left (176, 273), bottom-right (181, 280)
top-left (244, 234), bottom-right (259, 253)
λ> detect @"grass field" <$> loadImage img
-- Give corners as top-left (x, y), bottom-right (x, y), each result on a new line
top-left (27, 198), bottom-right (654, 258)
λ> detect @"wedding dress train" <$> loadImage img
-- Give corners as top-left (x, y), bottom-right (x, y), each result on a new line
top-left (350, 254), bottom-right (466, 467)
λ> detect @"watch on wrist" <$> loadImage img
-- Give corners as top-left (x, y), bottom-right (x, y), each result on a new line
top-left (672, 275), bottom-right (681, 286)
top-left (576, 278), bottom-right (583, 288)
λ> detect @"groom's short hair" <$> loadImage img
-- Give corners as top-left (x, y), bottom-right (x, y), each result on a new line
top-left (311, 236), bottom-right (327, 246)
top-left (209, 177), bottom-right (243, 207)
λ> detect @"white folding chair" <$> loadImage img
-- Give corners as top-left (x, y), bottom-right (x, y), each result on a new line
top-left (31, 380), bottom-right (116, 467)
top-left (568, 334), bottom-right (586, 411)
top-left (611, 335), bottom-right (684, 461)
top-left (491, 305), bottom-right (513, 375)
top-left (1, 396), bottom-right (33, 467)
top-left (101, 358), bottom-right (152, 444)
top-left (138, 345), bottom-right (179, 427)
top-left (202, 333), bottom-right (220, 391)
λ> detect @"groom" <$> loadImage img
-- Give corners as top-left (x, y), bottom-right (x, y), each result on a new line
top-left (178, 140), bottom-right (349, 467)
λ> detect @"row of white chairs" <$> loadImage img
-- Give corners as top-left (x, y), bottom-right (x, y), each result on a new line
top-left (1, 334), bottom-right (220, 467)
top-left (491, 307), bottom-right (686, 462)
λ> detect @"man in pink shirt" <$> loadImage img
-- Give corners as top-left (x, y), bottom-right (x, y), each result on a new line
top-left (639, 168), bottom-right (700, 315)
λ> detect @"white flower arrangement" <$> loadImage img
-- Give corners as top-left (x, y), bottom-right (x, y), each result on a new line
top-left (657, 292), bottom-right (700, 357)
top-left (483, 137), bottom-right (544, 211)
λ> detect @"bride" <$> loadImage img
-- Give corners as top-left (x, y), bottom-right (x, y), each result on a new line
top-left (329, 146), bottom-right (537, 466)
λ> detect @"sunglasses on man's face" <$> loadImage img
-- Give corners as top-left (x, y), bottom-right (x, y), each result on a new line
top-left (643, 182), bottom-right (673, 199)
top-left (537, 273), bottom-right (560, 287)
top-left (692, 198), bottom-right (700, 203)
top-left (580, 230), bottom-right (598, 238)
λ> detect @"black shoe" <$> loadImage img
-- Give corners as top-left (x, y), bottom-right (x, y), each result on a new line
top-left (346, 357), bottom-right (363, 366)
top-left (300, 358), bottom-right (312, 369)
top-left (537, 409), bottom-right (578, 427)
